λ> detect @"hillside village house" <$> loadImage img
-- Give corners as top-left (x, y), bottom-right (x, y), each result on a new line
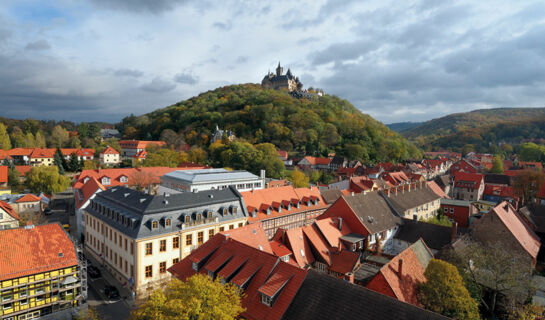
top-left (84, 186), bottom-right (248, 298)
top-left (160, 168), bottom-right (265, 193)
top-left (453, 171), bottom-right (485, 201)
top-left (4, 194), bottom-right (42, 215)
top-left (99, 146), bottom-right (120, 166)
top-left (7, 148), bottom-right (33, 165)
top-left (297, 156), bottom-right (331, 171)
top-left (392, 219), bottom-right (454, 255)
top-left (441, 199), bottom-right (477, 227)
top-left (60, 148), bottom-right (95, 161)
top-left (0, 166), bottom-right (8, 195)
top-left (29, 148), bottom-right (55, 167)
top-left (385, 182), bottom-right (441, 221)
top-left (0, 201), bottom-right (19, 229)
top-left (119, 140), bottom-right (166, 159)
top-left (241, 186), bottom-right (328, 239)
top-left (320, 192), bottom-right (403, 253)
top-left (0, 224), bottom-right (84, 320)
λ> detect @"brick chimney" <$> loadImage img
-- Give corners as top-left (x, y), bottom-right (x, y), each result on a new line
top-left (398, 259), bottom-right (403, 276)
top-left (451, 221), bottom-right (458, 242)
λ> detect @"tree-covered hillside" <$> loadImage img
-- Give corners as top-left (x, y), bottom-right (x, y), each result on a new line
top-left (119, 84), bottom-right (421, 163)
top-left (402, 107), bottom-right (545, 152)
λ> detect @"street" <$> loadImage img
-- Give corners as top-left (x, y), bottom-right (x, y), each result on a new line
top-left (87, 275), bottom-right (132, 320)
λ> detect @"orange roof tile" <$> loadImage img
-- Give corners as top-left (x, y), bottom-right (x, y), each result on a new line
top-left (0, 166), bottom-right (7, 184)
top-left (0, 150), bottom-right (11, 160)
top-left (492, 202), bottom-right (541, 259)
top-left (302, 225), bottom-right (331, 265)
top-left (101, 146), bottom-right (119, 155)
top-left (29, 148), bottom-right (55, 159)
top-left (301, 156), bottom-right (331, 166)
top-left (7, 148), bottom-right (33, 157)
top-left (220, 224), bottom-right (273, 254)
top-left (119, 140), bottom-right (166, 149)
top-left (329, 249), bottom-right (360, 274)
top-left (427, 181), bottom-right (450, 199)
top-left (73, 167), bottom-right (181, 189)
top-left (284, 228), bottom-right (315, 268)
top-left (0, 200), bottom-right (19, 220)
top-left (454, 171), bottom-right (483, 189)
top-left (0, 224), bottom-right (78, 281)
top-left (14, 166), bottom-right (31, 177)
top-left (75, 177), bottom-right (106, 209)
top-left (314, 217), bottom-right (353, 248)
top-left (269, 241), bottom-right (292, 257)
top-left (16, 194), bottom-right (41, 203)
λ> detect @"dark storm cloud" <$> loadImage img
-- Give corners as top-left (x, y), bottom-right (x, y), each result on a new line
top-left (141, 77), bottom-right (177, 93)
top-left (24, 40), bottom-right (51, 51)
top-left (173, 72), bottom-right (198, 85)
top-left (89, 0), bottom-right (189, 14)
top-left (114, 68), bottom-right (144, 77)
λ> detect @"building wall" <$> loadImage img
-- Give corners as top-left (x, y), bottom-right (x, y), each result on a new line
top-left (366, 273), bottom-right (396, 298)
top-left (14, 201), bottom-right (41, 215)
top-left (29, 157), bottom-right (54, 167)
top-left (99, 153), bottom-right (120, 165)
top-left (0, 211), bottom-right (18, 230)
top-left (0, 266), bottom-right (81, 320)
top-left (320, 198), bottom-right (369, 236)
top-left (441, 204), bottom-right (470, 227)
top-left (400, 199), bottom-right (441, 221)
top-left (254, 208), bottom-right (326, 239)
top-left (161, 176), bottom-right (264, 193)
top-left (84, 212), bottom-right (247, 299)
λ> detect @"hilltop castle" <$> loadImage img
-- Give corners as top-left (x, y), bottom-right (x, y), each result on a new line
top-left (261, 62), bottom-right (303, 92)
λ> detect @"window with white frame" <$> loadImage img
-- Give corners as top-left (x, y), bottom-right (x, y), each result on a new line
top-left (261, 294), bottom-right (273, 307)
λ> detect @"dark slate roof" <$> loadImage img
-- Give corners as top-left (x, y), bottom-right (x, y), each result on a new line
top-left (433, 175), bottom-right (450, 190)
top-left (522, 204), bottom-right (545, 234)
top-left (282, 269), bottom-right (451, 320)
top-left (386, 185), bottom-right (440, 213)
top-left (330, 156), bottom-right (346, 166)
top-left (87, 186), bottom-right (247, 239)
top-left (343, 192), bottom-right (402, 234)
top-left (320, 189), bottom-right (343, 205)
top-left (484, 173), bottom-right (512, 186)
top-left (394, 219), bottom-right (452, 251)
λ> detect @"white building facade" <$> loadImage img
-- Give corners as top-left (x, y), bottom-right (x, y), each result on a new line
top-left (160, 168), bottom-right (266, 193)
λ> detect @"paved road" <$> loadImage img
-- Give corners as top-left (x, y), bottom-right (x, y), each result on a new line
top-left (87, 276), bottom-right (132, 320)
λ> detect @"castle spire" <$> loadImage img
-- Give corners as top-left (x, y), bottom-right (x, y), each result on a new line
top-left (276, 61), bottom-right (283, 76)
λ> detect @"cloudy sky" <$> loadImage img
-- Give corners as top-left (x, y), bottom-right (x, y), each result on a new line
top-left (1, 0), bottom-right (545, 124)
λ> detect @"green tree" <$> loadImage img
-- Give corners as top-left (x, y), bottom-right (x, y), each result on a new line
top-left (419, 259), bottom-right (480, 320)
top-left (69, 136), bottom-right (82, 148)
top-left (0, 123), bottom-right (11, 149)
top-left (68, 153), bottom-right (82, 172)
top-left (25, 166), bottom-right (70, 194)
top-left (24, 132), bottom-right (35, 148)
top-left (290, 169), bottom-right (309, 188)
top-left (144, 149), bottom-right (180, 167)
top-left (518, 142), bottom-right (545, 162)
top-left (10, 126), bottom-right (25, 147)
top-left (7, 168), bottom-right (20, 191)
top-left (489, 155), bottom-right (503, 174)
top-left (255, 143), bottom-right (285, 179)
top-left (132, 274), bottom-right (245, 320)
top-left (53, 149), bottom-right (65, 175)
top-left (35, 131), bottom-right (46, 148)
top-left (50, 125), bottom-right (69, 148)
top-left (188, 147), bottom-right (207, 164)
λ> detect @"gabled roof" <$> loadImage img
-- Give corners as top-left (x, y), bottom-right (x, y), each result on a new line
top-left (454, 171), bottom-right (483, 189)
top-left (342, 191), bottom-right (402, 234)
top-left (7, 148), bottom-right (33, 157)
top-left (320, 189), bottom-right (344, 205)
top-left (15, 194), bottom-right (41, 203)
top-left (283, 228), bottom-right (315, 268)
top-left (168, 234), bottom-right (307, 320)
top-left (387, 184), bottom-right (441, 213)
top-left (427, 181), bottom-right (450, 199)
top-left (314, 217), bottom-right (352, 248)
top-left (73, 167), bottom-right (181, 189)
top-left (75, 177), bottom-right (106, 209)
top-left (394, 219), bottom-right (452, 251)
top-left (0, 166), bottom-right (7, 184)
top-left (119, 140), bottom-right (166, 149)
top-left (367, 239), bottom-right (433, 306)
top-left (101, 146), bottom-right (120, 155)
top-left (491, 202), bottom-right (541, 259)
top-left (299, 156), bottom-right (331, 166)
top-left (270, 241), bottom-right (292, 257)
top-left (220, 223), bottom-right (273, 254)
top-left (328, 249), bottom-right (360, 274)
top-left (0, 150), bottom-right (11, 160)
top-left (14, 166), bottom-right (31, 177)
top-left (277, 150), bottom-right (288, 160)
top-left (29, 148), bottom-right (55, 159)
top-left (0, 200), bottom-right (19, 220)
top-left (283, 269), bottom-right (450, 320)
top-left (0, 224), bottom-right (78, 281)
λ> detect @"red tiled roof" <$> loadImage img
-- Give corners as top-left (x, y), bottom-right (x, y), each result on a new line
top-left (454, 171), bottom-right (483, 189)
top-left (168, 235), bottom-right (307, 320)
top-left (16, 194), bottom-right (41, 203)
top-left (283, 228), bottom-right (315, 268)
top-left (492, 202), bottom-right (540, 259)
top-left (423, 159), bottom-right (444, 168)
top-left (350, 177), bottom-right (375, 192)
top-left (220, 224), bottom-right (273, 254)
top-left (301, 156), bottom-right (331, 166)
top-left (14, 166), bottom-right (31, 177)
top-left (314, 217), bottom-right (352, 248)
top-left (73, 167), bottom-right (181, 189)
top-left (241, 186), bottom-right (327, 223)
top-left (367, 243), bottom-right (429, 306)
top-left (119, 140), bottom-right (166, 149)
top-left (302, 225), bottom-right (331, 265)
top-left (29, 148), bottom-right (55, 159)
top-left (133, 150), bottom-right (147, 159)
top-left (0, 150), bottom-right (11, 160)
top-left (75, 177), bottom-right (106, 209)
top-left (0, 200), bottom-right (19, 220)
top-left (427, 181), bottom-right (450, 199)
top-left (329, 249), bottom-right (360, 274)
top-left (101, 146), bottom-right (119, 155)
top-left (0, 224), bottom-right (78, 281)
top-left (269, 241), bottom-right (292, 257)
top-left (484, 184), bottom-right (514, 198)
top-left (7, 148), bottom-right (33, 157)
top-left (204, 249), bottom-right (233, 272)
top-left (277, 150), bottom-right (288, 160)
top-left (0, 166), bottom-right (7, 184)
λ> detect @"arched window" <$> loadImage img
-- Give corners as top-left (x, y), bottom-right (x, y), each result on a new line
top-left (197, 214), bottom-right (202, 220)
top-left (152, 221), bottom-right (158, 229)
top-left (185, 215), bottom-right (190, 223)
top-left (166, 219), bottom-right (171, 227)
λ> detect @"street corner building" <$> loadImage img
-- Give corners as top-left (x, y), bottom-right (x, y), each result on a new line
top-left (83, 186), bottom-right (249, 299)
top-left (0, 223), bottom-right (84, 320)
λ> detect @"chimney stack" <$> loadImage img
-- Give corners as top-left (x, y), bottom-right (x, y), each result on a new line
top-left (394, 187), bottom-right (398, 195)
top-left (386, 188), bottom-right (390, 197)
top-left (398, 259), bottom-right (403, 276)
top-left (451, 221), bottom-right (458, 242)
top-left (338, 217), bottom-right (343, 231)
top-left (407, 183), bottom-right (411, 192)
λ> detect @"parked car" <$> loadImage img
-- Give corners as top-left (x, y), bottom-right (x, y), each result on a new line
top-left (43, 208), bottom-right (52, 215)
top-left (88, 266), bottom-right (101, 279)
top-left (104, 286), bottom-right (120, 300)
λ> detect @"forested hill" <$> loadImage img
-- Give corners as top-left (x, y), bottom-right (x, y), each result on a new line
top-left (119, 84), bottom-right (422, 162)
top-left (401, 107), bottom-right (545, 153)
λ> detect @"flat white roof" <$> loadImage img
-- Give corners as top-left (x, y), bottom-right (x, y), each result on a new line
top-left (164, 168), bottom-right (260, 184)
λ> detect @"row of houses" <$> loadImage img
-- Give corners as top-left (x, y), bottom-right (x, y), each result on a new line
top-left (0, 147), bottom-right (121, 167)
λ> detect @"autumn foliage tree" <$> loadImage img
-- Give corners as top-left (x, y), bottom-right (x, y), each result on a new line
top-left (132, 274), bottom-right (245, 320)
top-left (419, 259), bottom-right (480, 320)
top-left (290, 168), bottom-right (309, 187)
top-left (25, 166), bottom-right (70, 194)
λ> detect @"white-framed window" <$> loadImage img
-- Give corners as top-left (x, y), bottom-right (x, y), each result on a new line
top-left (2, 303), bottom-right (12, 310)
top-left (450, 208), bottom-right (454, 213)
top-left (120, 176), bottom-right (128, 183)
top-left (261, 294), bottom-right (273, 307)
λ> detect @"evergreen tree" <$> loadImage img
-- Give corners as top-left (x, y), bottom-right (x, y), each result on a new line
top-left (68, 153), bottom-right (81, 172)
top-left (54, 149), bottom-right (65, 175)
top-left (35, 131), bottom-right (46, 148)
top-left (0, 123), bottom-right (11, 150)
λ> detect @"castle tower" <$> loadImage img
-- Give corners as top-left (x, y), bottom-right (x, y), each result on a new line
top-left (276, 62), bottom-right (283, 76)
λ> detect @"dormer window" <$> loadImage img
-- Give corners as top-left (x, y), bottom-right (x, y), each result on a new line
top-left (261, 294), bottom-right (273, 307)
top-left (120, 175), bottom-right (128, 183)
top-left (197, 214), bottom-right (202, 220)
top-left (192, 262), bottom-right (198, 271)
top-left (83, 177), bottom-right (90, 184)
top-left (101, 177), bottom-right (111, 185)
top-left (185, 215), bottom-right (190, 223)
top-left (152, 221), bottom-right (158, 229)
top-left (222, 208), bottom-right (228, 215)
top-left (166, 218), bottom-right (171, 227)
